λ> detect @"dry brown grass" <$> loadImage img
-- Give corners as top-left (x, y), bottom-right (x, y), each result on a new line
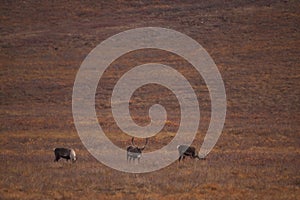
top-left (1, 131), bottom-right (299, 199)
top-left (1, 0), bottom-right (299, 199)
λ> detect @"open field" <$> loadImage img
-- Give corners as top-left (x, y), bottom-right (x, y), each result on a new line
top-left (1, 0), bottom-right (299, 199)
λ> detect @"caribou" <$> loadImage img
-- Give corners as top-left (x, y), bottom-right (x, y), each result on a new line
top-left (177, 145), bottom-right (205, 162)
top-left (53, 147), bottom-right (77, 162)
top-left (127, 137), bottom-right (148, 162)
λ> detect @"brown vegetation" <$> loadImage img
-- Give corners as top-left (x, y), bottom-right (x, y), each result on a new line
top-left (1, 0), bottom-right (299, 199)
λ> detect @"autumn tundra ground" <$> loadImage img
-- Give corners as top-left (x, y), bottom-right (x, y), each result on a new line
top-left (0, 0), bottom-right (299, 199)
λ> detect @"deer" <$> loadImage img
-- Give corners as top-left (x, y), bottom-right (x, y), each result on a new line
top-left (177, 144), bottom-right (205, 162)
top-left (127, 137), bottom-right (148, 162)
top-left (53, 147), bottom-right (77, 162)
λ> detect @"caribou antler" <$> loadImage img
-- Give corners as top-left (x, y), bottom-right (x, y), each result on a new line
top-left (140, 138), bottom-right (148, 151)
top-left (131, 137), bottom-right (136, 147)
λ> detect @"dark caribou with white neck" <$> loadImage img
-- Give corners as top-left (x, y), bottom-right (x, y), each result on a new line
top-left (127, 137), bottom-right (148, 162)
top-left (53, 147), bottom-right (77, 162)
top-left (177, 144), bottom-right (205, 162)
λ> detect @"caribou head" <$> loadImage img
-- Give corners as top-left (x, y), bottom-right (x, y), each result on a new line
top-left (127, 137), bottom-right (148, 162)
